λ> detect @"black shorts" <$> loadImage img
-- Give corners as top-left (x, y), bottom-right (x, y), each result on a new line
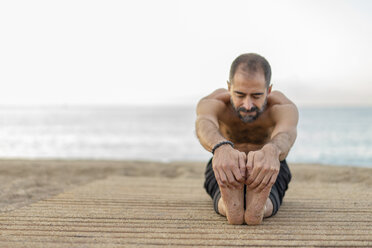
top-left (203, 157), bottom-right (292, 217)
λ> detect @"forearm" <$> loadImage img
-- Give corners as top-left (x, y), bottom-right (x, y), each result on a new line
top-left (195, 117), bottom-right (228, 152)
top-left (263, 131), bottom-right (296, 161)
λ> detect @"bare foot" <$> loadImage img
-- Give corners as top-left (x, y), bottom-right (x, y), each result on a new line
top-left (218, 185), bottom-right (244, 225)
top-left (244, 186), bottom-right (271, 225)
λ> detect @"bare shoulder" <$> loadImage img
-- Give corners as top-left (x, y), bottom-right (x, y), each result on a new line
top-left (268, 90), bottom-right (295, 106)
top-left (196, 88), bottom-right (230, 116)
top-left (268, 90), bottom-right (299, 123)
top-left (201, 88), bottom-right (230, 102)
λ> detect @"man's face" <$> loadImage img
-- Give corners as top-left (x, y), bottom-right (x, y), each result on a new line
top-left (228, 68), bottom-right (271, 123)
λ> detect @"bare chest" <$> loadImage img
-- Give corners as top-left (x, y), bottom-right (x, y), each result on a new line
top-left (217, 102), bottom-right (276, 152)
top-left (220, 122), bottom-right (273, 144)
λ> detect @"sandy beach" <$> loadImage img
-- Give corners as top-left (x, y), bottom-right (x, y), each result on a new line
top-left (1, 159), bottom-right (372, 247)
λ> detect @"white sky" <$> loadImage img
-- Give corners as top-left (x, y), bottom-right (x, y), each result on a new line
top-left (0, 0), bottom-right (371, 106)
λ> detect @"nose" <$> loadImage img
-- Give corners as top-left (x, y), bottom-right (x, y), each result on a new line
top-left (242, 98), bottom-right (254, 110)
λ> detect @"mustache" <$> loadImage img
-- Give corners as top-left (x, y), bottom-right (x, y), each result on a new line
top-left (237, 106), bottom-right (259, 113)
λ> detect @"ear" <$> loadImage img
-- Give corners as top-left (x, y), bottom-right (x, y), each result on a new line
top-left (227, 81), bottom-right (231, 91)
top-left (267, 84), bottom-right (272, 94)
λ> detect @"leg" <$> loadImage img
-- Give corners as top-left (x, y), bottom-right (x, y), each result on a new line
top-left (219, 184), bottom-right (244, 225)
top-left (267, 159), bottom-right (292, 217)
top-left (220, 186), bottom-right (272, 222)
top-left (263, 198), bottom-right (274, 218)
top-left (244, 160), bottom-right (292, 224)
top-left (204, 158), bottom-right (244, 225)
top-left (244, 186), bottom-right (271, 225)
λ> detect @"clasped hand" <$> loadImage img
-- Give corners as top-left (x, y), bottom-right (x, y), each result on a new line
top-left (212, 145), bottom-right (280, 192)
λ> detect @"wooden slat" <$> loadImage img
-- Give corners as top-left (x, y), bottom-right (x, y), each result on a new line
top-left (1, 170), bottom-right (372, 247)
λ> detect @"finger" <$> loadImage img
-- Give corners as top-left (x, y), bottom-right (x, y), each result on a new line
top-left (232, 165), bottom-right (244, 184)
top-left (248, 167), bottom-right (266, 189)
top-left (247, 152), bottom-right (265, 184)
top-left (213, 168), bottom-right (223, 187)
top-left (263, 163), bottom-right (279, 188)
top-left (231, 155), bottom-right (244, 183)
top-left (266, 172), bottom-right (278, 189)
top-left (256, 173), bottom-right (272, 192)
top-left (224, 168), bottom-right (240, 188)
top-left (246, 152), bottom-right (255, 180)
top-left (238, 153), bottom-right (246, 180)
top-left (246, 152), bottom-right (254, 171)
top-left (217, 169), bottom-right (228, 188)
top-left (247, 157), bottom-right (263, 185)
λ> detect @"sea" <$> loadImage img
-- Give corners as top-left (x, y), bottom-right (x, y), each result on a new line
top-left (0, 105), bottom-right (372, 168)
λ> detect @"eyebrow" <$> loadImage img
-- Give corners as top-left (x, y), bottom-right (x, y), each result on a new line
top-left (234, 91), bottom-right (245, 95)
top-left (234, 91), bottom-right (264, 96)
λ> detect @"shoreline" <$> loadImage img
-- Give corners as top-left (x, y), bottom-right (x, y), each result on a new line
top-left (1, 157), bottom-right (371, 169)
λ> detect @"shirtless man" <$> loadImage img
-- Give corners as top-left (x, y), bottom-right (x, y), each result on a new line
top-left (196, 53), bottom-right (298, 225)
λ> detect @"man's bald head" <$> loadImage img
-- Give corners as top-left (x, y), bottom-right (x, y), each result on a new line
top-left (229, 53), bottom-right (272, 88)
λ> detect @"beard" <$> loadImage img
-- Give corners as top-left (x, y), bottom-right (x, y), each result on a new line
top-left (230, 97), bottom-right (267, 123)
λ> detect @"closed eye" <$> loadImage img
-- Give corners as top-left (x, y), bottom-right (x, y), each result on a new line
top-left (234, 92), bottom-right (246, 98)
top-left (251, 93), bottom-right (264, 99)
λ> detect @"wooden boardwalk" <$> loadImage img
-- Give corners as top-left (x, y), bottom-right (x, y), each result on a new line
top-left (0, 161), bottom-right (372, 247)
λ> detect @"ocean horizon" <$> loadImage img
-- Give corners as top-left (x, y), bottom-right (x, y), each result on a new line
top-left (0, 105), bottom-right (371, 168)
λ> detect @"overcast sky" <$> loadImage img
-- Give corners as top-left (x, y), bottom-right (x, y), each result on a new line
top-left (0, 0), bottom-right (371, 106)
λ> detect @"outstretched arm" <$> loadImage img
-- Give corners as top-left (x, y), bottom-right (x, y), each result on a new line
top-left (195, 98), bottom-right (227, 152)
top-left (264, 103), bottom-right (299, 161)
top-left (195, 93), bottom-right (246, 188)
top-left (246, 102), bottom-right (299, 192)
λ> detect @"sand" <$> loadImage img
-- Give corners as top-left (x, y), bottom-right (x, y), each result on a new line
top-left (0, 159), bottom-right (203, 213)
top-left (0, 159), bottom-right (372, 247)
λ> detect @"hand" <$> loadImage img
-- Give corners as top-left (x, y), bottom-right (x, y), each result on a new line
top-left (245, 145), bottom-right (280, 192)
top-left (212, 145), bottom-right (246, 189)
